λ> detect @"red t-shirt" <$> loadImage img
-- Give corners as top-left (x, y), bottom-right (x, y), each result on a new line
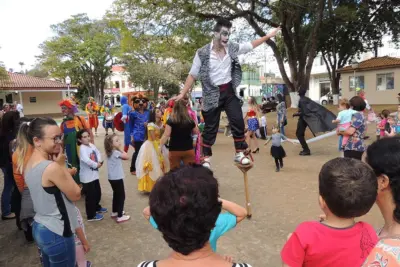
top-left (281, 221), bottom-right (378, 267)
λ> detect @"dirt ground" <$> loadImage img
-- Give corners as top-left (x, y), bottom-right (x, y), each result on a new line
top-left (0, 107), bottom-right (388, 267)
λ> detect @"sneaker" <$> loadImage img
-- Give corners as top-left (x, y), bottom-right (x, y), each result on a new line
top-left (117, 215), bottom-right (131, 223)
top-left (111, 211), bottom-right (126, 218)
top-left (1, 213), bottom-right (16, 220)
top-left (234, 152), bottom-right (250, 165)
top-left (87, 261), bottom-right (92, 267)
top-left (97, 207), bottom-right (108, 214)
top-left (202, 157), bottom-right (211, 169)
top-left (276, 167), bottom-right (280, 172)
top-left (280, 162), bottom-right (284, 168)
top-left (88, 214), bottom-right (104, 222)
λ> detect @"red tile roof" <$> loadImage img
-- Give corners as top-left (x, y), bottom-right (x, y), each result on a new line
top-left (111, 65), bottom-right (125, 72)
top-left (0, 72), bottom-right (76, 90)
top-left (338, 56), bottom-right (400, 73)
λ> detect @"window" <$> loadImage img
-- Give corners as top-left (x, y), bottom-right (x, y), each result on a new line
top-left (377, 73), bottom-right (394, 91)
top-left (349, 76), bottom-right (365, 91)
top-left (29, 97), bottom-right (36, 103)
top-left (122, 80), bottom-right (125, 88)
top-left (115, 81), bottom-right (120, 88)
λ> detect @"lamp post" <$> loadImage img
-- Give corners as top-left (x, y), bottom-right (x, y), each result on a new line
top-left (65, 76), bottom-right (71, 97)
top-left (351, 61), bottom-right (359, 96)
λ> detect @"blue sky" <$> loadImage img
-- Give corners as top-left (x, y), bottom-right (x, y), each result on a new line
top-left (0, 0), bottom-right (114, 71)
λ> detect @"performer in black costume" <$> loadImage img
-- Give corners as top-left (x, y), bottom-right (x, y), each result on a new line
top-left (293, 89), bottom-right (336, 155)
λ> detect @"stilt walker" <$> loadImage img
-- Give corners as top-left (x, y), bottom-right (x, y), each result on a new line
top-left (174, 19), bottom-right (281, 168)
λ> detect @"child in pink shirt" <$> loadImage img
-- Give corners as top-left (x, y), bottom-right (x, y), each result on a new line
top-left (378, 109), bottom-right (390, 138)
top-left (281, 158), bottom-right (378, 267)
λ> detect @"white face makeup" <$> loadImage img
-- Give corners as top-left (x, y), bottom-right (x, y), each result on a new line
top-left (214, 26), bottom-right (231, 47)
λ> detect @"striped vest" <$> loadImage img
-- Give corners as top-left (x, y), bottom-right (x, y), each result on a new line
top-left (197, 42), bottom-right (242, 111)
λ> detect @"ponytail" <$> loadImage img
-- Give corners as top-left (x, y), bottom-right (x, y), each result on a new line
top-left (16, 122), bottom-right (31, 173)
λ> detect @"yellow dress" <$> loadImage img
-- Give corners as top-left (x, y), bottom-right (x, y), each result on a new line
top-left (136, 122), bottom-right (170, 192)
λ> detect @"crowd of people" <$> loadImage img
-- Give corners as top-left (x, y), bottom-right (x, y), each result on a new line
top-left (2, 17), bottom-right (400, 267)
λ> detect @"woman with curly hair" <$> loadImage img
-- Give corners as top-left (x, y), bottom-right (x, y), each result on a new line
top-left (362, 137), bottom-right (400, 266)
top-left (138, 165), bottom-right (252, 267)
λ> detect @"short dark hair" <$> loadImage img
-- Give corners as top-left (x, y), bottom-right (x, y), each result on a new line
top-left (319, 158), bottom-right (377, 218)
top-left (366, 137), bottom-right (400, 223)
top-left (349, 96), bottom-right (366, 111)
top-left (76, 129), bottom-right (90, 146)
top-left (213, 18), bottom-right (232, 32)
top-left (381, 109), bottom-right (390, 118)
top-left (149, 165), bottom-right (222, 255)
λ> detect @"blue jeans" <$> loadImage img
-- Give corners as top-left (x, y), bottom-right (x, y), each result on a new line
top-left (1, 165), bottom-right (14, 216)
top-left (278, 114), bottom-right (286, 136)
top-left (32, 222), bottom-right (76, 267)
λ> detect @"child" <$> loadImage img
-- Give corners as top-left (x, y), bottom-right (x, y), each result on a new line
top-left (281, 158), bottom-right (378, 267)
top-left (104, 134), bottom-right (131, 223)
top-left (385, 116), bottom-right (397, 137)
top-left (142, 197), bottom-right (247, 252)
top-left (74, 205), bottom-right (91, 267)
top-left (375, 113), bottom-right (382, 140)
top-left (264, 126), bottom-right (295, 172)
top-left (332, 98), bottom-right (357, 153)
top-left (135, 108), bottom-right (169, 192)
top-left (378, 109), bottom-right (390, 139)
top-left (259, 112), bottom-right (267, 140)
top-left (77, 129), bottom-right (107, 222)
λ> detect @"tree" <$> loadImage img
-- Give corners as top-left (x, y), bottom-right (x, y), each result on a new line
top-left (108, 4), bottom-right (210, 100)
top-left (18, 62), bottom-right (25, 72)
top-left (37, 14), bottom-right (120, 103)
top-left (318, 0), bottom-right (400, 100)
top-left (0, 47), bottom-right (10, 87)
top-left (26, 64), bottom-right (49, 78)
top-left (115, 0), bottom-right (326, 102)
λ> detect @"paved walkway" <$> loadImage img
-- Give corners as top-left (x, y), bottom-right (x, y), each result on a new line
top-left (0, 119), bottom-right (384, 267)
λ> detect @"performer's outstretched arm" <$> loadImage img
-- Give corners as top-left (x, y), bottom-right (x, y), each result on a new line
top-left (251, 27), bottom-right (281, 49)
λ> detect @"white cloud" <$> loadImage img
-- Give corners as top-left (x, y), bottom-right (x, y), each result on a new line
top-left (0, 0), bottom-right (114, 71)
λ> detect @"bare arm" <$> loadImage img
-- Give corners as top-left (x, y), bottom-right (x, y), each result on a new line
top-left (44, 163), bottom-right (81, 201)
top-left (177, 75), bottom-right (196, 101)
top-left (219, 198), bottom-right (247, 224)
top-left (75, 227), bottom-right (89, 250)
top-left (143, 206), bottom-right (151, 221)
top-left (251, 27), bottom-right (281, 49)
top-left (117, 148), bottom-right (129, 160)
top-left (160, 125), bottom-right (172, 147)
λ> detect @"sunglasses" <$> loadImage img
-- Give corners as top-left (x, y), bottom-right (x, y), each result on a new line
top-left (134, 99), bottom-right (145, 104)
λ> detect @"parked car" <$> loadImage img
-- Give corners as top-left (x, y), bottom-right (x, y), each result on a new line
top-left (319, 90), bottom-right (342, 105)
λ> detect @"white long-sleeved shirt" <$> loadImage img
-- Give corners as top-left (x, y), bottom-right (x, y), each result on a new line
top-left (189, 41), bottom-right (253, 86)
top-left (79, 143), bottom-right (102, 183)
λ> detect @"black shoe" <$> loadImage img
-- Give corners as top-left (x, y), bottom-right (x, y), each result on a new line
top-left (299, 150), bottom-right (311, 156)
top-left (280, 162), bottom-right (283, 168)
top-left (252, 148), bottom-right (259, 154)
top-left (275, 167), bottom-right (280, 172)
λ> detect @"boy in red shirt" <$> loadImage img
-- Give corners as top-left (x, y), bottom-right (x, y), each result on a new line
top-left (281, 158), bottom-right (378, 267)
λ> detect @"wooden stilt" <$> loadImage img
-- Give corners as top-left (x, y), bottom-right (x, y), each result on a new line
top-left (235, 162), bottom-right (254, 219)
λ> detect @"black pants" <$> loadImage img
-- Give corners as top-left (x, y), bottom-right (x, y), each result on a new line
top-left (82, 179), bottom-right (102, 219)
top-left (130, 141), bottom-right (144, 172)
top-left (109, 179), bottom-right (125, 217)
top-left (202, 84), bottom-right (247, 156)
top-left (296, 117), bottom-right (310, 152)
top-left (274, 158), bottom-right (283, 169)
top-left (344, 150), bottom-right (363, 160)
top-left (13, 188), bottom-right (22, 230)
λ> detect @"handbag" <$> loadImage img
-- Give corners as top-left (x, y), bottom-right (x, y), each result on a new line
top-left (283, 117), bottom-right (288, 126)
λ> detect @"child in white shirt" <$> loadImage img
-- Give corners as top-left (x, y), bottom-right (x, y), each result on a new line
top-left (77, 129), bottom-right (107, 222)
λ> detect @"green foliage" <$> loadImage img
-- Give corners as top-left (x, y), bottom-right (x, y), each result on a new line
top-left (108, 0), bottom-right (212, 100)
top-left (111, 0), bottom-right (326, 93)
top-left (37, 14), bottom-right (119, 103)
top-left (318, 0), bottom-right (400, 94)
top-left (26, 65), bottom-right (49, 78)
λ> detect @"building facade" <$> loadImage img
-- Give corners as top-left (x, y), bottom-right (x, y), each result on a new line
top-left (0, 72), bottom-right (77, 116)
top-left (339, 56), bottom-right (399, 105)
